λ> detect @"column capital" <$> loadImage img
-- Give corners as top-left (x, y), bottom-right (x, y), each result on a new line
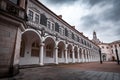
top-left (64, 48), bottom-right (68, 51)
top-left (40, 43), bottom-right (44, 46)
top-left (55, 46), bottom-right (58, 49)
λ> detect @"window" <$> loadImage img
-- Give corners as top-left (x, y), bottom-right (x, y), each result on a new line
top-left (72, 33), bottom-right (74, 40)
top-left (111, 45), bottom-right (113, 48)
top-left (55, 22), bottom-right (59, 32)
top-left (47, 20), bottom-right (51, 29)
top-left (35, 14), bottom-right (39, 24)
top-left (114, 45), bottom-right (117, 48)
top-left (81, 39), bottom-right (83, 44)
top-left (77, 36), bottom-right (79, 42)
top-left (65, 28), bottom-right (68, 37)
top-left (59, 27), bottom-right (62, 34)
top-left (106, 47), bottom-right (109, 49)
top-left (51, 23), bottom-right (55, 31)
top-left (63, 28), bottom-right (65, 35)
top-left (28, 10), bottom-right (34, 21)
top-left (9, 0), bottom-right (19, 4)
top-left (40, 14), bottom-right (47, 26)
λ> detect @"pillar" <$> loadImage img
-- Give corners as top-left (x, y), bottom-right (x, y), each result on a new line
top-left (77, 48), bottom-right (80, 62)
top-left (39, 43), bottom-right (44, 66)
top-left (55, 47), bottom-right (58, 64)
top-left (65, 48), bottom-right (68, 63)
top-left (72, 48), bottom-right (75, 63)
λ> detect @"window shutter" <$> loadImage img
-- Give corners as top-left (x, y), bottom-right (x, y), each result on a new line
top-left (55, 22), bottom-right (59, 32)
top-left (77, 36), bottom-right (79, 42)
top-left (65, 28), bottom-right (68, 37)
top-left (40, 14), bottom-right (47, 26)
top-left (72, 33), bottom-right (74, 40)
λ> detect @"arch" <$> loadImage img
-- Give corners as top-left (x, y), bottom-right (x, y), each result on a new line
top-left (57, 41), bottom-right (65, 59)
top-left (67, 44), bottom-right (73, 59)
top-left (57, 40), bottom-right (65, 46)
top-left (44, 36), bottom-right (56, 44)
top-left (22, 29), bottom-right (42, 41)
top-left (19, 29), bottom-right (41, 65)
top-left (44, 37), bottom-right (56, 63)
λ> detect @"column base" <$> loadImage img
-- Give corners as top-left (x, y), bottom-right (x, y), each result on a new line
top-left (40, 63), bottom-right (44, 66)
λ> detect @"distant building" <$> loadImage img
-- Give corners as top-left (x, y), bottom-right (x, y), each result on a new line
top-left (92, 31), bottom-right (120, 61)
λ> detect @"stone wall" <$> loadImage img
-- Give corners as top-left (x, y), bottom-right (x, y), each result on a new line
top-left (0, 21), bottom-right (17, 77)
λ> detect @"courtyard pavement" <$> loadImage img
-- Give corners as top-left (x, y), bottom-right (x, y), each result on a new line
top-left (0, 62), bottom-right (120, 80)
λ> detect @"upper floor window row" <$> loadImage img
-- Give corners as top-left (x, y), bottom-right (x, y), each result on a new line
top-left (28, 10), bottom-right (93, 46)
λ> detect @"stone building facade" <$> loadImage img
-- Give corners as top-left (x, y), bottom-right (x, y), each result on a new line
top-left (92, 31), bottom-right (120, 61)
top-left (0, 0), bottom-right (100, 77)
top-left (99, 41), bottom-right (120, 61)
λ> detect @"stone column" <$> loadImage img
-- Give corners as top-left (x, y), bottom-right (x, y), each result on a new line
top-left (89, 51), bottom-right (91, 62)
top-left (72, 48), bottom-right (75, 63)
top-left (77, 48), bottom-right (80, 62)
top-left (39, 43), bottom-right (44, 66)
top-left (55, 47), bottom-right (58, 64)
top-left (65, 48), bottom-right (68, 63)
top-left (81, 49), bottom-right (84, 62)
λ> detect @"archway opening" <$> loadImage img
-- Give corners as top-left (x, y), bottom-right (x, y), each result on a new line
top-left (67, 44), bottom-right (72, 62)
top-left (112, 56), bottom-right (115, 61)
top-left (79, 48), bottom-right (82, 59)
top-left (44, 37), bottom-right (55, 63)
top-left (74, 46), bottom-right (78, 59)
top-left (102, 55), bottom-right (106, 61)
top-left (57, 41), bottom-right (65, 63)
top-left (19, 30), bottom-right (41, 65)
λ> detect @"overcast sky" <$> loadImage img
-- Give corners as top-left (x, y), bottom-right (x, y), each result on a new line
top-left (40, 0), bottom-right (120, 43)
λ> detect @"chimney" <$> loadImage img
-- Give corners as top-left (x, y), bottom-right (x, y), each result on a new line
top-left (58, 15), bottom-right (62, 18)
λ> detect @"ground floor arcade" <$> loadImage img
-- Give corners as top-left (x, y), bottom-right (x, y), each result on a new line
top-left (19, 29), bottom-right (100, 66)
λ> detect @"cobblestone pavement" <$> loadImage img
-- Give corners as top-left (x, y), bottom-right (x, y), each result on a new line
top-left (1, 62), bottom-right (120, 80)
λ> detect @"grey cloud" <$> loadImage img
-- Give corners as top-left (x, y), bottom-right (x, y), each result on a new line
top-left (103, 0), bottom-right (120, 22)
top-left (80, 14), bottom-right (99, 29)
top-left (45, 0), bottom-right (79, 5)
top-left (82, 0), bottom-right (106, 7)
